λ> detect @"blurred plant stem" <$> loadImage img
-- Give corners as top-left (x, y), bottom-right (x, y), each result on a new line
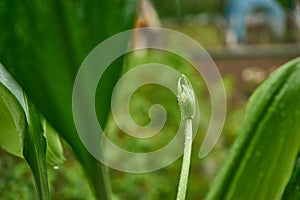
top-left (176, 75), bottom-right (195, 200)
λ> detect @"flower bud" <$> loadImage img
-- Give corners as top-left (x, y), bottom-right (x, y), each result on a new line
top-left (177, 74), bottom-right (195, 119)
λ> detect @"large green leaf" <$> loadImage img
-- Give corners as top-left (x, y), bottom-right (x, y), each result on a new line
top-left (0, 63), bottom-right (49, 199)
top-left (0, 63), bottom-right (65, 165)
top-left (0, 1), bottom-right (139, 199)
top-left (206, 57), bottom-right (300, 199)
top-left (0, 63), bottom-right (66, 199)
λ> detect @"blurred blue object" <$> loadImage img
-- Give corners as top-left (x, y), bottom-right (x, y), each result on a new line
top-left (225, 0), bottom-right (286, 43)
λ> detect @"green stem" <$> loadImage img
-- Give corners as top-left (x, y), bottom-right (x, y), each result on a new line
top-left (176, 74), bottom-right (195, 200)
top-left (176, 119), bottom-right (193, 200)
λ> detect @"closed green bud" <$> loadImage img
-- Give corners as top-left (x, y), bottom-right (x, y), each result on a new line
top-left (177, 74), bottom-right (195, 119)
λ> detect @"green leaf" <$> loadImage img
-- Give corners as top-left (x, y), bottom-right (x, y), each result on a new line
top-left (0, 63), bottom-right (67, 199)
top-left (282, 152), bottom-right (300, 200)
top-left (0, 63), bottom-right (65, 166)
top-left (23, 96), bottom-right (50, 200)
top-left (0, 63), bottom-right (49, 199)
top-left (0, 1), bottom-right (139, 199)
top-left (42, 118), bottom-right (65, 167)
top-left (206, 57), bottom-right (300, 199)
top-left (0, 64), bottom-right (26, 157)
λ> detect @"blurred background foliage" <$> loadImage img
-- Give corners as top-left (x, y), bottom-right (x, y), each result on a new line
top-left (1, 0), bottom-right (300, 199)
top-left (151, 0), bottom-right (294, 17)
top-left (0, 49), bottom-right (245, 199)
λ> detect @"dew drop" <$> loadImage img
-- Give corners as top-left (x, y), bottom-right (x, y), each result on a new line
top-left (53, 166), bottom-right (59, 170)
